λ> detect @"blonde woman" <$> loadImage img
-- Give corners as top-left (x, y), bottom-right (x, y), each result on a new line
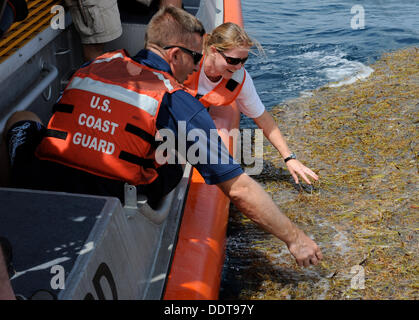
top-left (185, 22), bottom-right (318, 186)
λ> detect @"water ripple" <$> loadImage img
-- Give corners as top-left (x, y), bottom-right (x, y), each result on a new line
top-left (239, 0), bottom-right (419, 110)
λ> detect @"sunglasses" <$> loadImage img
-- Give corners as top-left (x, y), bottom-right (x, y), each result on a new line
top-left (163, 45), bottom-right (203, 65)
top-left (217, 50), bottom-right (248, 65)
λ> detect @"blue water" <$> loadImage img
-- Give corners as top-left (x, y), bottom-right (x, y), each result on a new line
top-left (220, 1), bottom-right (419, 299)
top-left (241, 0), bottom-right (419, 125)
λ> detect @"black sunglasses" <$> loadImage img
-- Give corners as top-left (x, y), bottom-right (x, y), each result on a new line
top-left (163, 45), bottom-right (203, 65)
top-left (217, 50), bottom-right (248, 65)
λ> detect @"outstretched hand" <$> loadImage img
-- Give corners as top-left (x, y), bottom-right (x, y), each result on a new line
top-left (287, 229), bottom-right (323, 267)
top-left (286, 159), bottom-right (319, 185)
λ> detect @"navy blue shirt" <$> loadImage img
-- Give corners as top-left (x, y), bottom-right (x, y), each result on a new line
top-left (132, 49), bottom-right (243, 185)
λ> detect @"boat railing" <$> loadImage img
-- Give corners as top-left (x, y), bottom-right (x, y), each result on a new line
top-left (123, 163), bottom-right (192, 225)
top-left (0, 62), bottom-right (58, 130)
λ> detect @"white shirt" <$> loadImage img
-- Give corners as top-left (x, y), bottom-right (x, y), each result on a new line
top-left (196, 64), bottom-right (265, 119)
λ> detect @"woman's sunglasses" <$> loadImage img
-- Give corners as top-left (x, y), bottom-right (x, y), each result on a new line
top-left (163, 45), bottom-right (203, 65)
top-left (217, 50), bottom-right (248, 65)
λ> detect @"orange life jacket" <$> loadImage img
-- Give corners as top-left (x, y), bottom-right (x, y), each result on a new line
top-left (36, 49), bottom-right (182, 185)
top-left (184, 57), bottom-right (246, 107)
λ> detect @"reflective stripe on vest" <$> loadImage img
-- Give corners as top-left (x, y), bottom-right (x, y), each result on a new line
top-left (67, 76), bottom-right (160, 117)
top-left (184, 57), bottom-right (246, 107)
top-left (36, 49), bottom-right (182, 185)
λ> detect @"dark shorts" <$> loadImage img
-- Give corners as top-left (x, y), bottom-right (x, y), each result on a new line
top-left (6, 120), bottom-right (183, 208)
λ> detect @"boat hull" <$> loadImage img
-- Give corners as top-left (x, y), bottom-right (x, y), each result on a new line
top-left (0, 0), bottom-right (243, 300)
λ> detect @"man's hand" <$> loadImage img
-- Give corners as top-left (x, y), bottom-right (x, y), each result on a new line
top-left (287, 229), bottom-right (323, 267)
top-left (218, 173), bottom-right (323, 268)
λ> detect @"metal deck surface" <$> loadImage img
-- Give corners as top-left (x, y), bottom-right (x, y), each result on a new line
top-left (0, 188), bottom-right (111, 298)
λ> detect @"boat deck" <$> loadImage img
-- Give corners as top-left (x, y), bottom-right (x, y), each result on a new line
top-left (1, 188), bottom-right (110, 299)
top-left (0, 0), bottom-right (239, 300)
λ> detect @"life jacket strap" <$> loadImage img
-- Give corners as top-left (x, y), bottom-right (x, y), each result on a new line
top-left (52, 103), bottom-right (74, 114)
top-left (119, 151), bottom-right (155, 168)
top-left (125, 123), bottom-right (159, 149)
top-left (45, 129), bottom-right (68, 140)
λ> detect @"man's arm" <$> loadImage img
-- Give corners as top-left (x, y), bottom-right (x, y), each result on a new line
top-left (217, 173), bottom-right (323, 267)
top-left (163, 90), bottom-right (322, 266)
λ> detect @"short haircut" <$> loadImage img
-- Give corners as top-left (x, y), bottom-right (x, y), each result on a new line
top-left (145, 6), bottom-right (205, 48)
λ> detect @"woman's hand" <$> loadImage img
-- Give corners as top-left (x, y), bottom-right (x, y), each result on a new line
top-left (285, 159), bottom-right (318, 185)
top-left (253, 111), bottom-right (319, 185)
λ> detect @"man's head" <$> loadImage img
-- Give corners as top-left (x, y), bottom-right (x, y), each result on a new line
top-left (145, 6), bottom-right (205, 83)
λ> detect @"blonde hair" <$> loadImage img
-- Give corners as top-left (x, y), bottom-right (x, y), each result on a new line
top-left (203, 22), bottom-right (263, 55)
top-left (145, 6), bottom-right (205, 48)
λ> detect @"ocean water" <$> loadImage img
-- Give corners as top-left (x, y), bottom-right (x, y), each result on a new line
top-left (241, 0), bottom-right (419, 125)
top-left (220, 0), bottom-right (419, 299)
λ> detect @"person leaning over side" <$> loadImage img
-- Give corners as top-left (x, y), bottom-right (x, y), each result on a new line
top-left (2, 6), bottom-right (322, 268)
top-left (184, 22), bottom-right (319, 186)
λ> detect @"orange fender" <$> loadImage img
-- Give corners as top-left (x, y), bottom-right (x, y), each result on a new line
top-left (163, 0), bottom-right (244, 300)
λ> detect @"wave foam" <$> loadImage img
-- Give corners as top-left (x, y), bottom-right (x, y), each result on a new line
top-left (290, 48), bottom-right (374, 88)
top-left (328, 64), bottom-right (374, 87)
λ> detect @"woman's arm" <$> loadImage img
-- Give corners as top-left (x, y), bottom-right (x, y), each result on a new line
top-left (253, 110), bottom-right (319, 185)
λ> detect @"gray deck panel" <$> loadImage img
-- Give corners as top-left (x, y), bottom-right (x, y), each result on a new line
top-left (0, 188), bottom-right (109, 298)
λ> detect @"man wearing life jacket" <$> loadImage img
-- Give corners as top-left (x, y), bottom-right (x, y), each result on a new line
top-left (3, 7), bottom-right (322, 268)
top-left (3, 6), bottom-right (205, 208)
top-left (35, 49), bottom-right (183, 192)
